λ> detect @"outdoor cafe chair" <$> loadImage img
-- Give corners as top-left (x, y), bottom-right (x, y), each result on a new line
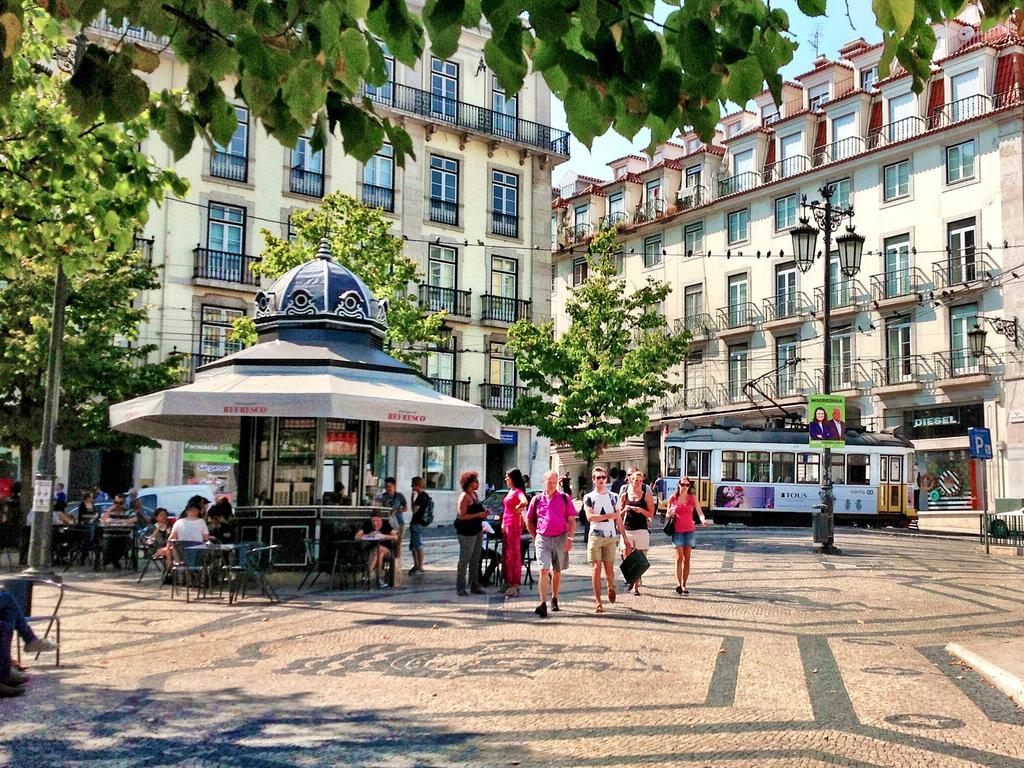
top-left (228, 545), bottom-right (279, 605)
top-left (1, 577), bottom-right (62, 667)
top-left (136, 540), bottom-right (168, 585)
top-left (95, 526), bottom-right (134, 572)
top-left (334, 539), bottom-right (374, 590)
top-left (218, 541), bottom-right (257, 599)
top-left (170, 542), bottom-right (210, 603)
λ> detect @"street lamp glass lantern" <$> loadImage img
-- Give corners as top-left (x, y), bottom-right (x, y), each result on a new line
top-left (790, 221), bottom-right (818, 273)
top-left (835, 226), bottom-right (865, 278)
top-left (968, 324), bottom-right (987, 357)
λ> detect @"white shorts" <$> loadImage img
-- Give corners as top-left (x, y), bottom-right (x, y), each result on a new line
top-left (625, 529), bottom-right (650, 551)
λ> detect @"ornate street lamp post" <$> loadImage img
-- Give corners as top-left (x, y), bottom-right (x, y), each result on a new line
top-left (791, 184), bottom-right (865, 555)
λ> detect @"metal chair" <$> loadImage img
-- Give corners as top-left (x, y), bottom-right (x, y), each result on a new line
top-left (1, 578), bottom-right (62, 666)
top-left (169, 542), bottom-right (209, 603)
top-left (228, 544), bottom-right (279, 604)
top-left (95, 527), bottom-right (134, 571)
top-left (136, 539), bottom-right (168, 585)
top-left (333, 540), bottom-right (371, 590)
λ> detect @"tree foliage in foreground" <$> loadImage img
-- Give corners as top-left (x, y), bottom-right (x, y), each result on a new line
top-left (505, 230), bottom-right (689, 467)
top-left (230, 192), bottom-right (443, 364)
top-left (1, 0), bottom-right (1013, 167)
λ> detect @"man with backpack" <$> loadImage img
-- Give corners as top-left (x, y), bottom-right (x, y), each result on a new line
top-left (526, 470), bottom-right (576, 618)
top-left (408, 476), bottom-right (433, 575)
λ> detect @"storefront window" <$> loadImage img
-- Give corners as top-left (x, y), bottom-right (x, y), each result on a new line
top-left (183, 442), bottom-right (238, 497)
top-left (772, 452), bottom-right (795, 483)
top-left (847, 454), bottom-right (870, 485)
top-left (321, 420), bottom-right (360, 504)
top-left (274, 418), bottom-right (317, 505)
top-left (797, 453), bottom-right (820, 483)
top-left (252, 418), bottom-right (273, 504)
top-left (423, 446), bottom-right (455, 490)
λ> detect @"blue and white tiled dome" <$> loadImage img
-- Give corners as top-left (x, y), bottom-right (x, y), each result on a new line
top-left (253, 237), bottom-right (388, 337)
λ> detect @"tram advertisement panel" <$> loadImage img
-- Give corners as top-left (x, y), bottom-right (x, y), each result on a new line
top-left (714, 485), bottom-right (775, 510)
top-left (714, 484), bottom-right (879, 514)
top-left (808, 394), bottom-right (846, 448)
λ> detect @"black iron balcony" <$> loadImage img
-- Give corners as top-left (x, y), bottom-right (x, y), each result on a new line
top-left (360, 81), bottom-right (570, 155)
top-left (866, 116), bottom-right (926, 149)
top-left (193, 247), bottom-right (261, 287)
top-left (676, 313), bottom-right (716, 337)
top-left (429, 377), bottom-right (471, 401)
top-left (717, 302), bottom-right (760, 331)
top-left (763, 155), bottom-right (810, 182)
top-left (717, 172), bottom-right (761, 197)
top-left (677, 185), bottom-right (708, 210)
top-left (562, 223), bottom-right (592, 246)
top-left (429, 198), bottom-right (458, 226)
top-left (418, 285), bottom-right (472, 318)
top-left (869, 267), bottom-right (928, 302)
top-left (816, 361), bottom-right (871, 392)
top-left (815, 137), bottom-right (866, 166)
top-left (932, 251), bottom-right (993, 290)
top-left (490, 211), bottom-right (519, 238)
top-left (289, 167), bottom-right (324, 197)
top-left (933, 350), bottom-right (990, 381)
top-left (765, 368), bottom-right (808, 399)
top-left (599, 211), bottom-right (628, 231)
top-left (481, 294), bottom-right (531, 324)
top-left (994, 86), bottom-right (1024, 109)
top-left (762, 291), bottom-right (810, 322)
top-left (479, 383), bottom-right (527, 411)
top-left (634, 197), bottom-right (667, 224)
top-left (684, 385), bottom-right (719, 410)
top-left (928, 94), bottom-right (991, 129)
top-left (210, 151), bottom-right (248, 182)
top-left (873, 355), bottom-right (926, 388)
top-left (717, 381), bottom-right (750, 405)
top-left (362, 184), bottom-right (394, 212)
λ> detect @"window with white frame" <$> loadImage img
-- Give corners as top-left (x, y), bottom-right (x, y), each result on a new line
top-left (727, 209), bottom-right (749, 244)
top-left (492, 78), bottom-right (518, 137)
top-left (861, 65), bottom-right (878, 91)
top-left (761, 104), bottom-right (780, 125)
top-left (774, 194), bottom-right (797, 230)
top-left (883, 159), bottom-right (909, 201)
top-left (683, 283), bottom-right (703, 320)
top-left (830, 177), bottom-right (851, 209)
top-left (643, 234), bottom-right (662, 268)
top-left (363, 144), bottom-right (394, 211)
top-left (290, 134), bottom-right (324, 196)
top-left (572, 257), bottom-right (588, 286)
top-left (200, 306), bottom-right (244, 360)
top-left (684, 165), bottom-right (702, 189)
top-left (208, 203), bottom-right (245, 253)
top-left (946, 139), bottom-right (975, 184)
top-left (491, 170), bottom-right (519, 237)
top-left (422, 446), bottom-right (454, 490)
top-left (728, 344), bottom-right (749, 401)
top-left (211, 106), bottom-right (249, 181)
top-left (429, 155), bottom-right (459, 224)
top-left (808, 83), bottom-right (829, 110)
top-left (684, 221), bottom-right (704, 254)
top-left (365, 51), bottom-right (395, 102)
top-left (430, 57), bottom-right (459, 121)
top-left (831, 326), bottom-right (854, 389)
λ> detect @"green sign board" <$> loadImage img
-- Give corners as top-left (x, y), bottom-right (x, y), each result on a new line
top-left (808, 394), bottom-right (846, 449)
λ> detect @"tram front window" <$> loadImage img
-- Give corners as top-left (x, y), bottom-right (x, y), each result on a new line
top-left (772, 452), bottom-right (795, 483)
top-left (747, 451), bottom-right (770, 483)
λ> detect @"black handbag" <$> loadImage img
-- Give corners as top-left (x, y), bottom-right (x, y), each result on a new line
top-left (619, 548), bottom-right (650, 585)
top-left (662, 516), bottom-right (675, 537)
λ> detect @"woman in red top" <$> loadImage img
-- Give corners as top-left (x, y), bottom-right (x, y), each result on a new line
top-left (666, 477), bottom-right (708, 595)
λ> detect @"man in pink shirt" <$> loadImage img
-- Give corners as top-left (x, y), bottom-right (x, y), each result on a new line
top-left (526, 470), bottom-right (576, 618)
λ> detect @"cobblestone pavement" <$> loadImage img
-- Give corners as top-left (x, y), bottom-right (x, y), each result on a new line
top-left (2, 528), bottom-right (1023, 767)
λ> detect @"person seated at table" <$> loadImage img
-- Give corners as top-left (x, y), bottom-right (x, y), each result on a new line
top-left (143, 508), bottom-right (173, 569)
top-left (76, 492), bottom-right (99, 523)
top-left (207, 496), bottom-right (233, 540)
top-left (100, 494), bottom-right (137, 526)
top-left (130, 498), bottom-right (149, 526)
top-left (355, 512), bottom-right (397, 588)
top-left (167, 497), bottom-right (211, 555)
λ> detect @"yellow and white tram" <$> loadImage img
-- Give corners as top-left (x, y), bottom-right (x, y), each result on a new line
top-left (663, 424), bottom-right (916, 527)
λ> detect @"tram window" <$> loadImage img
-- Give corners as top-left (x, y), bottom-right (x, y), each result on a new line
top-left (722, 450), bottom-right (745, 481)
top-left (847, 454), bottom-right (870, 485)
top-left (797, 453), bottom-right (820, 483)
top-left (831, 454), bottom-right (846, 485)
top-left (772, 452), bottom-right (795, 483)
top-left (747, 451), bottom-right (770, 482)
top-left (666, 447), bottom-right (682, 477)
top-left (888, 456), bottom-right (903, 483)
top-left (686, 450), bottom-right (711, 478)
top-left (880, 457), bottom-right (888, 483)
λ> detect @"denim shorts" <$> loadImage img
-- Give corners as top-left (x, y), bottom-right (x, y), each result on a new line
top-left (409, 523), bottom-right (424, 551)
top-left (672, 531), bottom-right (696, 548)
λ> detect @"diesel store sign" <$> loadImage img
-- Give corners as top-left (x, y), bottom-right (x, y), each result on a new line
top-left (904, 404), bottom-right (983, 439)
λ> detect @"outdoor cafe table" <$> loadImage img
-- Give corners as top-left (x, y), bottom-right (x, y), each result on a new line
top-left (185, 542), bottom-right (243, 596)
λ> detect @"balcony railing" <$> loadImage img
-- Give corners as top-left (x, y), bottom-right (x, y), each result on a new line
top-left (932, 251), bottom-right (993, 290)
top-left (599, 211), bottom-right (628, 231)
top-left (762, 291), bottom-right (810, 322)
top-left (763, 155), bottom-right (810, 182)
top-left (717, 172), bottom-right (761, 197)
top-left (873, 355), bottom-right (926, 387)
top-left (490, 211), bottom-right (519, 238)
top-left (289, 167), bottom-right (324, 197)
top-left (210, 151), bottom-right (248, 183)
top-left (928, 94), bottom-right (991, 129)
top-left (429, 377), bottom-right (471, 401)
top-left (88, 11), bottom-right (168, 43)
top-left (869, 267), bottom-right (927, 302)
top-left (815, 137), bottom-right (865, 166)
top-left (866, 116), bottom-right (926, 149)
top-left (418, 285), bottom-right (472, 318)
top-left (676, 313), bottom-right (716, 336)
top-left (934, 350), bottom-right (989, 380)
top-left (480, 383), bottom-right (527, 411)
top-left (717, 302), bottom-right (760, 330)
top-left (677, 185), bottom-right (708, 210)
top-left (765, 368), bottom-right (809, 399)
top-left (817, 361), bottom-right (871, 392)
top-left (814, 279), bottom-right (865, 312)
top-left (684, 385), bottom-right (719, 410)
top-left (481, 294), bottom-right (531, 323)
top-left (634, 198), bottom-right (667, 224)
top-left (717, 381), bottom-right (749, 405)
top-left (994, 87), bottom-right (1024, 110)
top-left (193, 247), bottom-right (261, 287)
top-left (429, 198), bottom-right (458, 226)
top-left (563, 223), bottom-right (592, 245)
top-left (360, 82), bottom-right (570, 155)
top-left (362, 184), bottom-right (394, 212)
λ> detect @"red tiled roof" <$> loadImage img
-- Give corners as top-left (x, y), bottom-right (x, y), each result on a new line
top-left (722, 125), bottom-right (774, 144)
top-left (937, 25), bottom-right (1023, 65)
top-left (770, 107), bottom-right (814, 126)
top-left (845, 41), bottom-right (885, 61)
top-left (825, 87), bottom-right (869, 107)
top-left (795, 59), bottom-right (855, 81)
top-left (704, 145), bottom-right (726, 156)
top-left (754, 81), bottom-right (802, 98)
top-left (609, 153), bottom-right (648, 165)
top-left (645, 158), bottom-right (683, 172)
top-left (551, 197), bottom-right (569, 209)
top-left (620, 172), bottom-right (646, 183)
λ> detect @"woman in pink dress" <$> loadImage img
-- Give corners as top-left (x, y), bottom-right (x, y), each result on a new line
top-left (667, 477), bottom-right (708, 595)
top-left (501, 468), bottom-right (529, 597)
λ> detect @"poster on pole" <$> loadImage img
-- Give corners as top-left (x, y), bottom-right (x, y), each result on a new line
top-left (808, 394), bottom-right (846, 449)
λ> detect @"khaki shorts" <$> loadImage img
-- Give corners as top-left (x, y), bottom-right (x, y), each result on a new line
top-left (587, 534), bottom-right (618, 564)
top-left (625, 529), bottom-right (650, 551)
top-left (536, 534), bottom-right (569, 571)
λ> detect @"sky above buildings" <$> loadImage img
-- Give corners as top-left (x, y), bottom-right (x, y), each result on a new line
top-left (551, 0), bottom-right (877, 184)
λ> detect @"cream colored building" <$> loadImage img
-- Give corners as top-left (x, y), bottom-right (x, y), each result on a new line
top-left (551, 13), bottom-right (1024, 521)
top-left (60, 10), bottom-right (566, 516)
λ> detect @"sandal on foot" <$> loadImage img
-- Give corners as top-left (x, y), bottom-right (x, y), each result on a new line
top-left (595, 603), bottom-right (605, 614)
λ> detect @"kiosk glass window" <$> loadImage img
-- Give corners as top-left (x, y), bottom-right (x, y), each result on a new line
top-left (772, 452), bottom-right (795, 483)
top-left (722, 451), bottom-right (745, 481)
top-left (274, 419), bottom-right (317, 505)
top-left (252, 418), bottom-right (273, 504)
top-left (797, 453), bottom-right (820, 483)
top-left (847, 454), bottom-right (870, 484)
top-left (322, 420), bottom-right (360, 504)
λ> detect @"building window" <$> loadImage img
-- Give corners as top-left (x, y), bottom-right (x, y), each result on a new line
top-left (491, 256), bottom-right (518, 299)
top-left (608, 192), bottom-right (624, 216)
top-left (290, 135), bottom-right (324, 197)
top-left (210, 106), bottom-right (249, 182)
top-left (489, 341), bottom-right (516, 385)
top-left (426, 334), bottom-right (456, 383)
top-left (208, 203), bottom-right (245, 253)
top-left (727, 209), bottom-right (749, 244)
top-left (429, 155), bottom-right (459, 225)
top-left (775, 264), bottom-right (797, 317)
top-left (612, 247), bottom-right (624, 275)
top-left (861, 65), bottom-right (878, 91)
top-left (683, 283), bottom-right (703, 320)
top-left (685, 165), bottom-right (702, 189)
top-left (727, 274), bottom-right (749, 326)
top-left (492, 78), bottom-right (517, 137)
top-left (430, 57), bottom-right (459, 121)
top-left (684, 222), bottom-right (704, 255)
top-left (885, 315), bottom-right (913, 383)
top-left (883, 160), bottom-right (909, 201)
top-left (950, 69), bottom-right (980, 121)
top-left (200, 306), bottom-right (244, 360)
top-left (830, 177), bottom-right (851, 210)
top-left (728, 344), bottom-right (748, 401)
top-left (808, 83), bottom-right (829, 110)
top-left (946, 139), bottom-right (976, 185)
top-left (947, 216), bottom-right (977, 284)
top-left (643, 235), bottom-right (662, 268)
top-left (422, 446), bottom-right (454, 490)
top-left (286, 212), bottom-right (301, 243)
top-left (950, 303), bottom-right (979, 373)
top-left (362, 144), bottom-right (395, 212)
top-left (761, 104), bottom-right (780, 126)
top-left (574, 203), bottom-right (590, 227)
top-left (365, 52), bottom-right (395, 102)
top-left (572, 257), bottom-right (588, 286)
top-left (831, 326), bottom-right (853, 389)
top-left (491, 170), bottom-right (519, 237)
top-left (428, 245), bottom-right (457, 290)
top-left (776, 336), bottom-right (798, 396)
top-left (774, 194), bottom-right (797, 231)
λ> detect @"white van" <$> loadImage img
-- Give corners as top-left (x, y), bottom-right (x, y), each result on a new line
top-left (135, 485), bottom-right (216, 518)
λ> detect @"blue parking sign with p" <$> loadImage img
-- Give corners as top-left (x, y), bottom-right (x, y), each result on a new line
top-left (968, 427), bottom-right (992, 460)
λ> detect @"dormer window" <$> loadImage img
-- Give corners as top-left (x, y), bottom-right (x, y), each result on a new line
top-left (761, 105), bottom-right (780, 126)
top-left (688, 138), bottom-right (701, 152)
top-left (646, 178), bottom-right (662, 200)
top-left (652, 151), bottom-right (663, 164)
top-left (615, 166), bottom-right (626, 178)
top-left (860, 65), bottom-right (878, 92)
top-left (685, 165), bottom-right (702, 189)
top-left (808, 83), bottom-right (829, 110)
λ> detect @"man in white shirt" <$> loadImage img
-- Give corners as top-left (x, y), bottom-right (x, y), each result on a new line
top-left (583, 466), bottom-right (627, 614)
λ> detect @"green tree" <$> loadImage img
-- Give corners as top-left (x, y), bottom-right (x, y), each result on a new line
top-left (505, 229), bottom-right (689, 472)
top-left (0, 9), bottom-right (185, 510)
top-left (2, 0), bottom-right (1008, 166)
top-left (231, 192), bottom-right (443, 364)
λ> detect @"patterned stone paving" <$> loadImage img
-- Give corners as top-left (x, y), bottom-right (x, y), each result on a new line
top-left (1, 527), bottom-right (1023, 767)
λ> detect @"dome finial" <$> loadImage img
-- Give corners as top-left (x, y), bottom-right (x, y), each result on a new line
top-left (315, 235), bottom-right (333, 261)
